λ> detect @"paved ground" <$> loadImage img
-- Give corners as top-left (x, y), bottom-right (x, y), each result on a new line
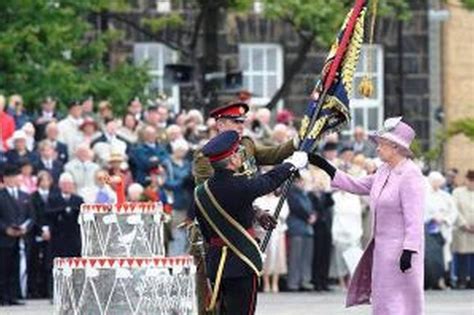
top-left (0, 290), bottom-right (472, 314)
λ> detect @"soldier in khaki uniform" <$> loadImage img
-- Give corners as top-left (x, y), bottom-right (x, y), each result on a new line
top-left (189, 101), bottom-right (299, 314)
top-left (193, 101), bottom-right (297, 184)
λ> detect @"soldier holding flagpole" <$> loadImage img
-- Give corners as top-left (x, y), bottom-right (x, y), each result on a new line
top-left (193, 130), bottom-right (308, 314)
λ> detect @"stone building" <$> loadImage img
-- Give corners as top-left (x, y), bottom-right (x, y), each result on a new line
top-left (112, 0), bottom-right (432, 146)
top-left (442, 0), bottom-right (474, 179)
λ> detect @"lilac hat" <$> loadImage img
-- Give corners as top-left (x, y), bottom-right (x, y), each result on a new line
top-left (369, 117), bottom-right (415, 156)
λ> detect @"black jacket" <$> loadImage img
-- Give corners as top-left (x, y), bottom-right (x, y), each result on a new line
top-left (195, 163), bottom-right (293, 279)
top-left (34, 159), bottom-right (64, 184)
top-left (46, 193), bottom-right (83, 257)
top-left (0, 188), bottom-right (34, 248)
top-left (30, 189), bottom-right (59, 237)
top-left (54, 141), bottom-right (69, 164)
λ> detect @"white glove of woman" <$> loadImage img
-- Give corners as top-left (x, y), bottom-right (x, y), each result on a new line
top-left (284, 151), bottom-right (308, 170)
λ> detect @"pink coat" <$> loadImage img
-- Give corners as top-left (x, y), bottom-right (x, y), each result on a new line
top-left (332, 159), bottom-right (425, 315)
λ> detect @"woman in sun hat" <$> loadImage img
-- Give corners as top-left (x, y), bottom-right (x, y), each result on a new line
top-left (311, 117), bottom-right (425, 315)
top-left (107, 150), bottom-right (133, 190)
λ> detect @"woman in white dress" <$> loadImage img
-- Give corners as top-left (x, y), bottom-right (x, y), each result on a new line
top-left (424, 171), bottom-right (458, 289)
top-left (330, 189), bottom-right (363, 290)
top-left (254, 189), bottom-right (289, 293)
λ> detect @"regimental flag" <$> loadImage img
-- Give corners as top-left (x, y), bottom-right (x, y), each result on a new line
top-left (299, 0), bottom-right (368, 153)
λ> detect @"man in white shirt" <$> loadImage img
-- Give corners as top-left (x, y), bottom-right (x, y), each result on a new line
top-left (64, 144), bottom-right (100, 192)
top-left (57, 100), bottom-right (83, 157)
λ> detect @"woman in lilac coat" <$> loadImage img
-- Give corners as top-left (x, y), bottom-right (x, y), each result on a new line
top-left (311, 117), bottom-right (425, 315)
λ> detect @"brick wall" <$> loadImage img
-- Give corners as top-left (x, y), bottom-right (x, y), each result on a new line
top-left (443, 0), bottom-right (474, 179)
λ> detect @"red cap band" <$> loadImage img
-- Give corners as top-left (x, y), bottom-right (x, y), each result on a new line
top-left (208, 141), bottom-right (240, 162)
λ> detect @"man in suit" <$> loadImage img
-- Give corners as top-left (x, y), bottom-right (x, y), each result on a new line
top-left (0, 164), bottom-right (34, 306)
top-left (350, 126), bottom-right (376, 158)
top-left (47, 173), bottom-right (83, 258)
top-left (193, 131), bottom-right (308, 314)
top-left (34, 140), bottom-right (64, 184)
top-left (33, 96), bottom-right (62, 141)
top-left (130, 125), bottom-right (170, 185)
top-left (310, 188), bottom-right (334, 291)
top-left (44, 122), bottom-right (69, 164)
top-left (28, 171), bottom-right (56, 298)
top-left (91, 118), bottom-right (129, 167)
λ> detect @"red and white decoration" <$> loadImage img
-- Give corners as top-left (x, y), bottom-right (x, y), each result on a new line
top-left (81, 202), bottom-right (162, 214)
top-left (54, 257), bottom-right (194, 269)
top-left (79, 202), bottom-right (166, 257)
top-left (55, 201), bottom-right (196, 314)
top-left (54, 256), bottom-right (196, 315)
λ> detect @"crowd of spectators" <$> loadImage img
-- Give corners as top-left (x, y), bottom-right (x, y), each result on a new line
top-left (0, 93), bottom-right (472, 306)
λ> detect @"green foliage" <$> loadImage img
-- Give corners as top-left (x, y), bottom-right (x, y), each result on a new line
top-left (410, 131), bottom-right (447, 165)
top-left (411, 117), bottom-right (473, 166)
top-left (448, 118), bottom-right (474, 141)
top-left (142, 13), bottom-right (185, 32)
top-left (0, 0), bottom-right (149, 111)
top-left (227, 0), bottom-right (253, 11)
top-left (460, 0), bottom-right (474, 10)
top-left (263, 0), bottom-right (347, 46)
top-left (262, 0), bottom-right (411, 47)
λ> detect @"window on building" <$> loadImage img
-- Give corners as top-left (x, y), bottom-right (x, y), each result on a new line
top-left (345, 44), bottom-right (384, 134)
top-left (253, 1), bottom-right (264, 14)
top-left (133, 43), bottom-right (180, 111)
top-left (156, 0), bottom-right (171, 13)
top-left (239, 44), bottom-right (284, 106)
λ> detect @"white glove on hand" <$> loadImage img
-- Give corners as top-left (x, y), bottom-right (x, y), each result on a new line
top-left (292, 135), bottom-right (301, 149)
top-left (284, 151), bottom-right (308, 170)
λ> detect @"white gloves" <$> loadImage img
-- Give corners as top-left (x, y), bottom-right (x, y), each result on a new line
top-left (284, 151), bottom-right (308, 170)
top-left (292, 135), bottom-right (301, 149)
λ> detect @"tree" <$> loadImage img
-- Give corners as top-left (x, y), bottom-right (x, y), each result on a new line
top-left (101, 0), bottom-right (409, 110)
top-left (106, 0), bottom-right (253, 110)
top-left (0, 0), bottom-right (150, 112)
top-left (262, 0), bottom-right (411, 109)
top-left (460, 0), bottom-right (474, 10)
top-left (448, 118), bottom-right (474, 141)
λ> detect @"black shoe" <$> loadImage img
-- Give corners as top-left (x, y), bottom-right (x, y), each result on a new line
top-left (455, 279), bottom-right (468, 290)
top-left (320, 285), bottom-right (333, 292)
top-left (8, 300), bottom-right (25, 306)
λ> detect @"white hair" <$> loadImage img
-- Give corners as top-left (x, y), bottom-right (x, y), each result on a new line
top-left (127, 183), bottom-right (144, 195)
top-left (58, 172), bottom-right (75, 184)
top-left (21, 122), bottom-right (35, 135)
top-left (171, 138), bottom-right (189, 153)
top-left (187, 109), bottom-right (204, 125)
top-left (428, 171), bottom-right (446, 185)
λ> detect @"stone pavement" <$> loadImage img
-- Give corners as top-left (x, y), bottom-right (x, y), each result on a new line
top-left (0, 290), bottom-right (472, 314)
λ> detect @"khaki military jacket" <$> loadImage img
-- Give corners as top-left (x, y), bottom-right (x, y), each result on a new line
top-left (192, 137), bottom-right (295, 185)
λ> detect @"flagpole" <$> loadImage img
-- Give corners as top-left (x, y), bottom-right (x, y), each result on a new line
top-left (260, 0), bottom-right (367, 253)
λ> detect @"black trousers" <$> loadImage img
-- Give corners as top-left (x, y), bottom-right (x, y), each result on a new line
top-left (28, 240), bottom-right (53, 298)
top-left (0, 246), bottom-right (19, 303)
top-left (312, 222), bottom-right (332, 289)
top-left (220, 275), bottom-right (258, 315)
